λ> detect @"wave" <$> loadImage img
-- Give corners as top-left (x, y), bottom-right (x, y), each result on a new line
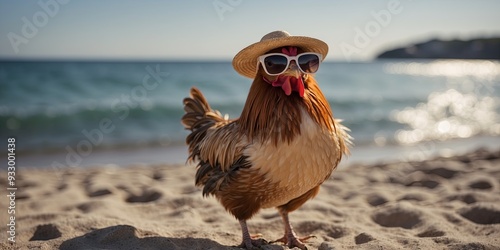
top-left (1, 60), bottom-right (499, 157)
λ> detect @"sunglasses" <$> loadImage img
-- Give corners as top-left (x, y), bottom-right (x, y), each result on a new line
top-left (258, 52), bottom-right (322, 76)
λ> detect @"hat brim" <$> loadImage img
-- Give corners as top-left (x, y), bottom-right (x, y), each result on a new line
top-left (232, 36), bottom-right (328, 78)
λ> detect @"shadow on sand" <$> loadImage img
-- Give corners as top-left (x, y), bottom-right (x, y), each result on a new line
top-left (59, 224), bottom-right (283, 250)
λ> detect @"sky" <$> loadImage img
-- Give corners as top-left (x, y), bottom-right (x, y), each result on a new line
top-left (0, 0), bottom-right (499, 61)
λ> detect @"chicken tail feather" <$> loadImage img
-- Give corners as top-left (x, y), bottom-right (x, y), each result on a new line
top-left (182, 87), bottom-right (228, 162)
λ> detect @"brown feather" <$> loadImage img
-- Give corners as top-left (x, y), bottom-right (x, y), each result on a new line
top-left (239, 67), bottom-right (303, 145)
top-left (278, 185), bottom-right (321, 213)
top-left (182, 64), bottom-right (351, 221)
top-left (182, 87), bottom-right (236, 166)
top-left (239, 66), bottom-right (349, 149)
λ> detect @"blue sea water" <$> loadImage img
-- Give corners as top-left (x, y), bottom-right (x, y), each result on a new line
top-left (1, 59), bottom-right (499, 167)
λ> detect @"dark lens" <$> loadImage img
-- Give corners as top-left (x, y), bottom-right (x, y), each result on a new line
top-left (298, 54), bottom-right (320, 73)
top-left (263, 55), bottom-right (288, 74)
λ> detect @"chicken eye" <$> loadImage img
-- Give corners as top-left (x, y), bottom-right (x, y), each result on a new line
top-left (263, 55), bottom-right (288, 75)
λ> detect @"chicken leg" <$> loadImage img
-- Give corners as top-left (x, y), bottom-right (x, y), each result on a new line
top-left (271, 211), bottom-right (314, 250)
top-left (271, 186), bottom-right (320, 249)
top-left (238, 220), bottom-right (267, 249)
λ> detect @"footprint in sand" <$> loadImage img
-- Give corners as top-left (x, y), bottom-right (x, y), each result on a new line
top-left (151, 171), bottom-right (164, 181)
top-left (366, 193), bottom-right (389, 207)
top-left (296, 221), bottom-right (349, 239)
top-left (421, 164), bottom-right (461, 179)
top-left (468, 179), bottom-right (493, 190)
top-left (459, 203), bottom-right (500, 225)
top-left (354, 232), bottom-right (375, 244)
top-left (372, 203), bottom-right (423, 229)
top-left (29, 224), bottom-right (62, 241)
top-left (125, 189), bottom-right (162, 203)
top-left (76, 201), bottom-right (106, 213)
top-left (87, 188), bottom-right (113, 197)
top-left (416, 228), bottom-right (445, 238)
top-left (444, 192), bottom-right (491, 204)
top-left (405, 178), bottom-right (440, 189)
top-left (83, 175), bottom-right (113, 198)
top-left (416, 225), bottom-right (446, 238)
top-left (398, 192), bottom-right (430, 202)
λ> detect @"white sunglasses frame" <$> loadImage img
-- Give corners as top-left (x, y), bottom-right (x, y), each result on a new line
top-left (257, 52), bottom-right (322, 76)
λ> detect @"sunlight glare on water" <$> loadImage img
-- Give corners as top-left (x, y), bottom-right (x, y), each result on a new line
top-left (386, 60), bottom-right (500, 145)
top-left (384, 60), bottom-right (500, 79)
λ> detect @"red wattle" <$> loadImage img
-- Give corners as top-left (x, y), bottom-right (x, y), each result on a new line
top-left (264, 75), bottom-right (304, 97)
top-left (293, 77), bottom-right (305, 97)
top-left (281, 76), bottom-right (292, 95)
top-left (262, 46), bottom-right (304, 97)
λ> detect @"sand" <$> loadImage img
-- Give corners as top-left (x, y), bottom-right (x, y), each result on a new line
top-left (1, 148), bottom-right (499, 250)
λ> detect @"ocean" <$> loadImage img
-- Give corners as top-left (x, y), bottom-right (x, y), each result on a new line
top-left (1, 59), bottom-right (499, 168)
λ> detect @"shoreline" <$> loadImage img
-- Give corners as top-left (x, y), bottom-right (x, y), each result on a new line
top-left (10, 135), bottom-right (500, 169)
top-left (0, 147), bottom-right (499, 249)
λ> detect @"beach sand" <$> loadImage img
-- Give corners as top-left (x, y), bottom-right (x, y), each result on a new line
top-left (1, 148), bottom-right (499, 250)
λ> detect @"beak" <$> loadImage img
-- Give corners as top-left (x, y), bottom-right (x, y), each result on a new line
top-left (282, 61), bottom-right (301, 78)
top-left (263, 61), bottom-right (306, 98)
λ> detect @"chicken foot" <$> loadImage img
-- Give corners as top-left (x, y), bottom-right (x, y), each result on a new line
top-left (271, 211), bottom-right (315, 250)
top-left (238, 220), bottom-right (268, 249)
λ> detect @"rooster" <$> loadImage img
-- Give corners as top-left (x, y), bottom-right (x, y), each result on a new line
top-left (182, 30), bottom-right (350, 249)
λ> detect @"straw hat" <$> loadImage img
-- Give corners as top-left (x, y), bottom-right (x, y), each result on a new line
top-left (232, 30), bottom-right (329, 78)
